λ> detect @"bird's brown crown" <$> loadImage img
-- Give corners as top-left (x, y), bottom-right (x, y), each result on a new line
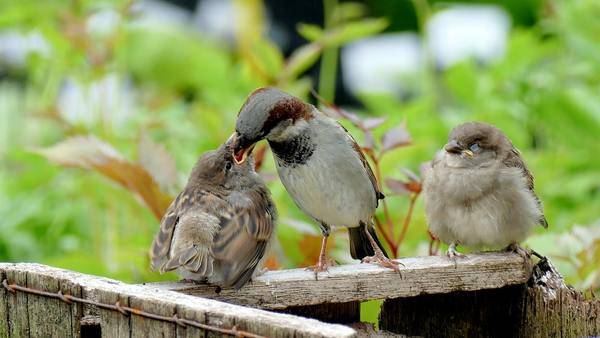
top-left (449, 122), bottom-right (512, 152)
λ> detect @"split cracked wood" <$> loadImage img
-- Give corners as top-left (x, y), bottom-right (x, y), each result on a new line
top-left (0, 263), bottom-right (355, 338)
top-left (149, 252), bottom-right (530, 309)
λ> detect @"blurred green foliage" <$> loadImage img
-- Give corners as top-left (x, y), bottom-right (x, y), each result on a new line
top-left (0, 0), bottom-right (598, 320)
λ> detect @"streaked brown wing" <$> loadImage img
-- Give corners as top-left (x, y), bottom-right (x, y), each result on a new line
top-left (503, 148), bottom-right (548, 228)
top-left (211, 190), bottom-right (276, 288)
top-left (150, 188), bottom-right (227, 272)
top-left (150, 192), bottom-right (184, 271)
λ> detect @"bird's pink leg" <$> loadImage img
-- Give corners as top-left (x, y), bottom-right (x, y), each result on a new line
top-left (305, 235), bottom-right (336, 276)
top-left (361, 227), bottom-right (402, 271)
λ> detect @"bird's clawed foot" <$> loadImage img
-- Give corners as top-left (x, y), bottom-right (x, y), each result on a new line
top-left (305, 257), bottom-right (336, 277)
top-left (446, 243), bottom-right (465, 261)
top-left (362, 252), bottom-right (402, 272)
top-left (506, 243), bottom-right (532, 260)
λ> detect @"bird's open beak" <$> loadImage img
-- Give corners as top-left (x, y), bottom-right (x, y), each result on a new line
top-left (233, 144), bottom-right (255, 164)
top-left (232, 134), bottom-right (256, 165)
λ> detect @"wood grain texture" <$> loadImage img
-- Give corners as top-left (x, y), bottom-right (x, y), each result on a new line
top-left (6, 267), bottom-right (29, 337)
top-left (0, 269), bottom-right (8, 337)
top-left (130, 295), bottom-right (177, 338)
top-left (26, 270), bottom-right (74, 338)
top-left (519, 283), bottom-right (600, 337)
top-left (150, 252), bottom-right (530, 309)
top-left (0, 263), bottom-right (355, 338)
top-left (379, 257), bottom-right (600, 337)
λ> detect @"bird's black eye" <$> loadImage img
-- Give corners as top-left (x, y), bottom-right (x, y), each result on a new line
top-left (469, 143), bottom-right (481, 152)
top-left (225, 162), bottom-right (233, 171)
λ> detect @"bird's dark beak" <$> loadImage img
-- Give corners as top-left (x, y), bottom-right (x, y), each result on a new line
top-left (444, 140), bottom-right (462, 154)
top-left (444, 140), bottom-right (474, 157)
top-left (232, 133), bottom-right (256, 165)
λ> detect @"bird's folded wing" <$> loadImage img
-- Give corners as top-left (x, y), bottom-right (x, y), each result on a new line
top-left (503, 148), bottom-right (548, 228)
top-left (337, 122), bottom-right (385, 201)
top-left (150, 188), bottom-right (227, 273)
top-left (211, 190), bottom-right (276, 288)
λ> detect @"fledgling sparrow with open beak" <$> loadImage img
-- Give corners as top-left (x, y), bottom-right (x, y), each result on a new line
top-left (150, 136), bottom-right (277, 289)
top-left (423, 122), bottom-right (548, 258)
top-left (232, 87), bottom-right (397, 273)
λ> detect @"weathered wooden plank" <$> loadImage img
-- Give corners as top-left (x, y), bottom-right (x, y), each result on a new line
top-left (5, 265), bottom-right (29, 337)
top-left (130, 295), bottom-right (177, 338)
top-left (518, 258), bottom-right (600, 337)
top-left (0, 268), bottom-right (9, 337)
top-left (86, 282), bottom-right (131, 338)
top-left (379, 257), bottom-right (600, 337)
top-left (26, 269), bottom-right (74, 337)
top-left (0, 263), bottom-right (355, 338)
top-left (151, 252), bottom-right (530, 309)
top-left (60, 276), bottom-right (83, 337)
top-left (176, 304), bottom-right (205, 338)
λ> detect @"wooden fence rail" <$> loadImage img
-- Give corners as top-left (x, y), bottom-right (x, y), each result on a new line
top-left (1, 253), bottom-right (599, 337)
top-left (0, 263), bottom-right (354, 338)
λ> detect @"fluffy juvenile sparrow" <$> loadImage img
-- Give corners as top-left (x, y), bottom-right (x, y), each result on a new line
top-left (423, 122), bottom-right (548, 258)
top-left (232, 87), bottom-right (396, 273)
top-left (150, 137), bottom-right (277, 289)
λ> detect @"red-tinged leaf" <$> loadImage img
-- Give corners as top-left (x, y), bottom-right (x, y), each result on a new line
top-left (33, 136), bottom-right (172, 220)
top-left (337, 108), bottom-right (363, 127)
top-left (385, 178), bottom-right (412, 196)
top-left (253, 144), bottom-right (269, 172)
top-left (405, 181), bottom-right (422, 193)
top-left (401, 168), bottom-right (420, 182)
top-left (362, 131), bottom-right (377, 152)
top-left (381, 122), bottom-right (411, 152)
top-left (138, 132), bottom-right (178, 192)
top-left (263, 253), bottom-right (280, 270)
top-left (362, 117), bottom-right (386, 130)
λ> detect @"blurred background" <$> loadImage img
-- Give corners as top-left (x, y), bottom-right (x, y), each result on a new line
top-left (0, 0), bottom-right (598, 323)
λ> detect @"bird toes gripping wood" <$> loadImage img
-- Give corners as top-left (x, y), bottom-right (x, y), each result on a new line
top-left (361, 254), bottom-right (402, 272)
top-left (445, 243), bottom-right (466, 266)
top-left (506, 243), bottom-right (533, 271)
top-left (305, 257), bottom-right (337, 278)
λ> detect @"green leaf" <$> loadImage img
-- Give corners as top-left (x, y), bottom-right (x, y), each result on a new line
top-left (297, 23), bottom-right (323, 42)
top-left (279, 42), bottom-right (323, 82)
top-left (333, 2), bottom-right (367, 22)
top-left (321, 18), bottom-right (389, 47)
top-left (247, 38), bottom-right (285, 80)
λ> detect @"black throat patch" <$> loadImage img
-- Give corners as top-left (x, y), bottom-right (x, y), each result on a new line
top-left (269, 134), bottom-right (315, 167)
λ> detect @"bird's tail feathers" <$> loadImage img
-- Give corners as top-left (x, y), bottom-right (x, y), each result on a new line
top-left (348, 223), bottom-right (389, 260)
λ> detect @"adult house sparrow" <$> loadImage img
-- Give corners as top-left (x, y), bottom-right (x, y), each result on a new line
top-left (232, 87), bottom-right (397, 273)
top-left (150, 137), bottom-right (277, 289)
top-left (423, 122), bottom-right (548, 258)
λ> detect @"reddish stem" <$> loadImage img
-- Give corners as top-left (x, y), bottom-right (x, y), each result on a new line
top-left (371, 153), bottom-right (396, 244)
top-left (374, 216), bottom-right (397, 256)
top-left (396, 193), bottom-right (419, 247)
